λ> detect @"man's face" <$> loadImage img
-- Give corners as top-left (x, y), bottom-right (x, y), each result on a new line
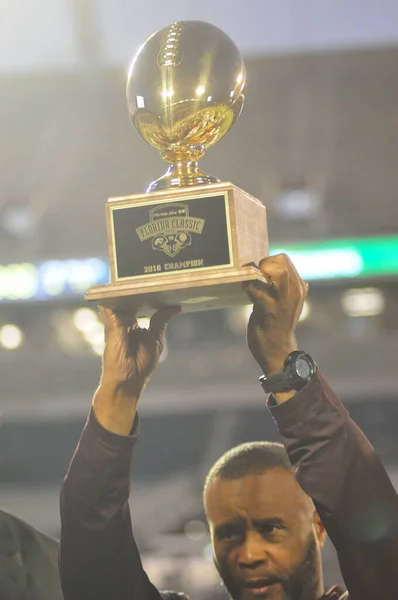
top-left (205, 468), bottom-right (325, 600)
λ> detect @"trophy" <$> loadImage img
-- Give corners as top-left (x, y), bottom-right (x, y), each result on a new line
top-left (86, 21), bottom-right (269, 316)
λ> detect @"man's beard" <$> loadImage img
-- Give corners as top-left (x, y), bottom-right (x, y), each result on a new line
top-left (215, 534), bottom-right (320, 600)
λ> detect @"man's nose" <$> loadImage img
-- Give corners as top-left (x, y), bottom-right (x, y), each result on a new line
top-left (238, 532), bottom-right (267, 569)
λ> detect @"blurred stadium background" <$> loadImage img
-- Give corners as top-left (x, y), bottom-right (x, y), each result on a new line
top-left (1, 0), bottom-right (398, 595)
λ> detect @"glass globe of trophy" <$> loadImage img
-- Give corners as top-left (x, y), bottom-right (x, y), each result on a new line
top-left (86, 21), bottom-right (269, 316)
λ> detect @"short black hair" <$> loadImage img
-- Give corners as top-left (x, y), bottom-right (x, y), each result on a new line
top-left (203, 441), bottom-right (292, 506)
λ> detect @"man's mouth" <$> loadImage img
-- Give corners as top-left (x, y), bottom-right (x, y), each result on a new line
top-left (243, 578), bottom-right (280, 596)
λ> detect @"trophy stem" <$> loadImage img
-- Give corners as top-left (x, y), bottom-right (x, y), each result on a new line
top-left (146, 148), bottom-right (219, 192)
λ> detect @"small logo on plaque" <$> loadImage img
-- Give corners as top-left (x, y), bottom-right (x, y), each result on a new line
top-left (135, 203), bottom-right (205, 258)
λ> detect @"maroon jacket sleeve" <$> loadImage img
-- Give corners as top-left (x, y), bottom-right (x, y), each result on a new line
top-left (59, 409), bottom-right (162, 600)
top-left (269, 371), bottom-right (398, 600)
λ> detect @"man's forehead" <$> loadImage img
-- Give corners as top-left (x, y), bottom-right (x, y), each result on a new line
top-left (206, 467), bottom-right (309, 521)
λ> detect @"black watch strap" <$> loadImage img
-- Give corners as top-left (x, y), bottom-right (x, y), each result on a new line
top-left (259, 371), bottom-right (294, 394)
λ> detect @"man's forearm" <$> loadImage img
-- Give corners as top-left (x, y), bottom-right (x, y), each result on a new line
top-left (93, 380), bottom-right (142, 435)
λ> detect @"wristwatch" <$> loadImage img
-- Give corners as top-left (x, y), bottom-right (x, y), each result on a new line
top-left (259, 350), bottom-right (317, 394)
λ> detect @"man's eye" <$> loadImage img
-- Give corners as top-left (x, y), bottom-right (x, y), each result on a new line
top-left (260, 524), bottom-right (281, 536)
top-left (219, 530), bottom-right (233, 540)
top-left (218, 529), bottom-right (239, 541)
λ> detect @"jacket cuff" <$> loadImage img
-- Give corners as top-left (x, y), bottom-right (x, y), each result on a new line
top-left (87, 407), bottom-right (140, 450)
top-left (267, 371), bottom-right (349, 439)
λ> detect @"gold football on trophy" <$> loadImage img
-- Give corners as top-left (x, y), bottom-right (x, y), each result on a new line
top-left (126, 20), bottom-right (246, 192)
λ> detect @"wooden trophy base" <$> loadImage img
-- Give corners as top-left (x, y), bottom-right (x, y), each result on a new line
top-left (86, 265), bottom-right (268, 316)
top-left (86, 181), bottom-right (268, 317)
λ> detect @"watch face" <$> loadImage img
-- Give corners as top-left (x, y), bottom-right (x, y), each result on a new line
top-left (295, 357), bottom-right (312, 380)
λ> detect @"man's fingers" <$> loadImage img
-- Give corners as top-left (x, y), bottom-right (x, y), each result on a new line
top-left (258, 253), bottom-right (310, 299)
top-left (149, 306), bottom-right (181, 339)
top-left (243, 279), bottom-right (275, 306)
top-left (242, 261), bottom-right (275, 304)
top-left (242, 261), bottom-right (259, 269)
top-left (98, 306), bottom-right (115, 327)
top-left (99, 306), bottom-right (138, 324)
top-left (98, 306), bottom-right (138, 341)
top-left (258, 255), bottom-right (294, 296)
top-left (244, 254), bottom-right (309, 311)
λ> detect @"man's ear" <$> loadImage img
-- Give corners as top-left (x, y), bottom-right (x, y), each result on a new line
top-left (313, 510), bottom-right (327, 548)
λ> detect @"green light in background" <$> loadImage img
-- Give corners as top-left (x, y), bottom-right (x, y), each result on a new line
top-left (0, 236), bottom-right (397, 302)
top-left (270, 236), bottom-right (398, 281)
